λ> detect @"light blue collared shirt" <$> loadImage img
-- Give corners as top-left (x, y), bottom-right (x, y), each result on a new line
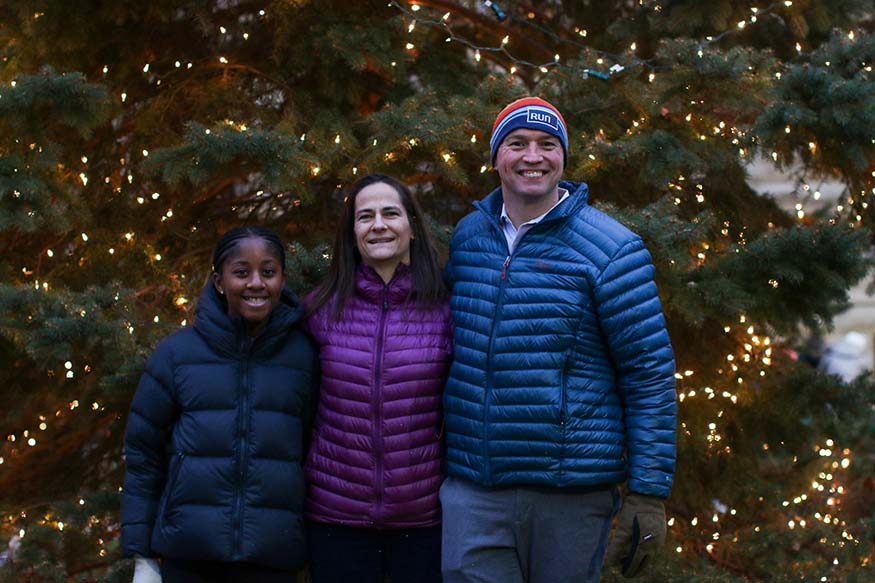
top-left (499, 188), bottom-right (569, 253)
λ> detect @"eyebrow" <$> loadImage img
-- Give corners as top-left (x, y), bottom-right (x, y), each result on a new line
top-left (229, 257), bottom-right (278, 266)
top-left (356, 205), bottom-right (402, 215)
top-left (507, 135), bottom-right (557, 142)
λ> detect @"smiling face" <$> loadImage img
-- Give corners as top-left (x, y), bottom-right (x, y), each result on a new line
top-left (494, 127), bottom-right (564, 206)
top-left (212, 236), bottom-right (284, 335)
top-left (353, 181), bottom-right (413, 283)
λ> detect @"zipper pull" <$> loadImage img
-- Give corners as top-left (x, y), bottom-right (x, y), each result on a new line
top-left (501, 256), bottom-right (510, 280)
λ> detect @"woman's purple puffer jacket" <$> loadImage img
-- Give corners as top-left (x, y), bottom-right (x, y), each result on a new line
top-left (304, 262), bottom-right (452, 528)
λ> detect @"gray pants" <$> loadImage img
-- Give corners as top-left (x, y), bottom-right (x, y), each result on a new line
top-left (440, 477), bottom-right (619, 583)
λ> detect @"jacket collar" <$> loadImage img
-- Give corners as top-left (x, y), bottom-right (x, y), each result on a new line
top-left (194, 281), bottom-right (303, 357)
top-left (475, 180), bottom-right (589, 227)
top-left (355, 261), bottom-right (413, 305)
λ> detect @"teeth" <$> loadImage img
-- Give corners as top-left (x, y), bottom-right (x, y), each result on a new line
top-left (522, 171), bottom-right (544, 177)
top-left (244, 297), bottom-right (268, 305)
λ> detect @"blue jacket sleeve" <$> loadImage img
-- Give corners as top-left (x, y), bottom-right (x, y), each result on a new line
top-left (594, 238), bottom-right (677, 498)
top-left (119, 341), bottom-right (179, 557)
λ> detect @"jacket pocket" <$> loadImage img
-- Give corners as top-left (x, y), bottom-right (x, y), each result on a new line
top-left (559, 348), bottom-right (572, 429)
top-left (557, 349), bottom-right (572, 476)
top-left (158, 452), bottom-right (185, 523)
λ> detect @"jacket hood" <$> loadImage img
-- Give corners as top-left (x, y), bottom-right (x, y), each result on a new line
top-left (194, 280), bottom-right (304, 357)
top-left (475, 180), bottom-right (589, 226)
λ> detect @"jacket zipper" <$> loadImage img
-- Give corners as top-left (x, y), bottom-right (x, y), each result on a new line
top-left (501, 256), bottom-right (510, 280)
top-left (372, 285), bottom-right (390, 526)
top-left (484, 254), bottom-right (511, 483)
top-left (232, 337), bottom-right (253, 559)
top-left (484, 211), bottom-right (563, 483)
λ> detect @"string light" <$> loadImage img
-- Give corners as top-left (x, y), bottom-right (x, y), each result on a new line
top-left (388, 0), bottom-right (659, 80)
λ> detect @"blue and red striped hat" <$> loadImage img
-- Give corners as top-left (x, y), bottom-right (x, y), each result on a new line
top-left (489, 97), bottom-right (568, 167)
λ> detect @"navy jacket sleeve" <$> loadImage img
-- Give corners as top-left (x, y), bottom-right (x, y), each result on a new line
top-left (119, 340), bottom-right (179, 557)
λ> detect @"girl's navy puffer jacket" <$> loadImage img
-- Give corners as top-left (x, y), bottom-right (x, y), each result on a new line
top-left (120, 282), bottom-right (317, 570)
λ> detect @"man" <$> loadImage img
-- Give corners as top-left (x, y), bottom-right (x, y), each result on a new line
top-left (441, 97), bottom-right (677, 583)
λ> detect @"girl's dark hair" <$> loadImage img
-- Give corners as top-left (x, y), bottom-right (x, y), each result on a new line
top-left (309, 174), bottom-right (446, 319)
top-left (212, 226), bottom-right (286, 275)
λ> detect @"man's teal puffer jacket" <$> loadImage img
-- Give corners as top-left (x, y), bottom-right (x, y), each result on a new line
top-left (444, 181), bottom-right (676, 497)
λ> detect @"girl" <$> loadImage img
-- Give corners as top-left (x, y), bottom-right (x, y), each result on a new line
top-left (121, 227), bottom-right (316, 583)
top-left (305, 174), bottom-right (452, 583)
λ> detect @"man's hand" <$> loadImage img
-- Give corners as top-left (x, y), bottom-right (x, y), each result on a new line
top-left (132, 556), bottom-right (162, 583)
top-left (604, 493), bottom-right (666, 577)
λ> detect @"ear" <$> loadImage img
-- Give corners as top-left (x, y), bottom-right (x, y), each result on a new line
top-left (212, 272), bottom-right (224, 295)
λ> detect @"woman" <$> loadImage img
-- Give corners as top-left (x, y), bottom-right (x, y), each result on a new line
top-left (305, 174), bottom-right (452, 583)
top-left (121, 227), bottom-right (317, 583)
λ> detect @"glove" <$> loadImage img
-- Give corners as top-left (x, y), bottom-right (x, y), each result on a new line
top-left (132, 556), bottom-right (162, 583)
top-left (604, 493), bottom-right (666, 578)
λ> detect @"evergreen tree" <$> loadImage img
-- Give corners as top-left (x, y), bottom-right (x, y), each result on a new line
top-left (0, 1), bottom-right (874, 580)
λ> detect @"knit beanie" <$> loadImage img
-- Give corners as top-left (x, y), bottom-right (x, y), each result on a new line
top-left (489, 97), bottom-right (568, 167)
